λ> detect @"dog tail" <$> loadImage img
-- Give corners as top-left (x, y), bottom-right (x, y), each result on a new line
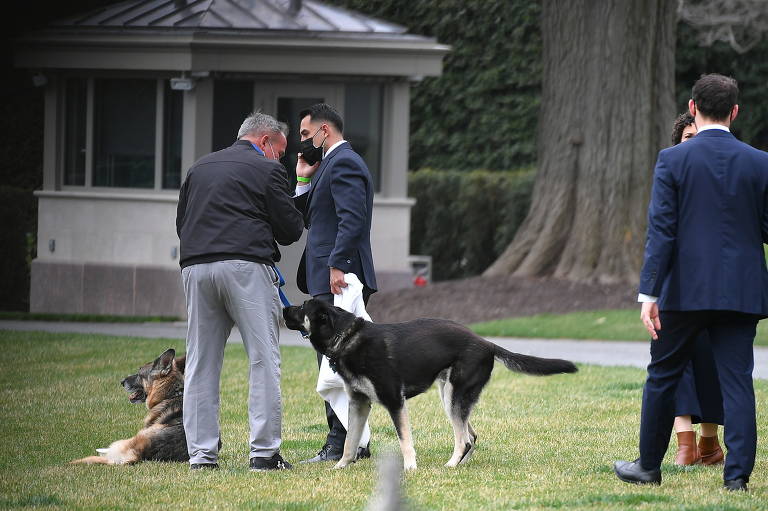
top-left (492, 345), bottom-right (578, 375)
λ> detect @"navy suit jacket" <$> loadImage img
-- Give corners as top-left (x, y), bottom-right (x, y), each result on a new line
top-left (639, 129), bottom-right (768, 316)
top-left (295, 141), bottom-right (377, 297)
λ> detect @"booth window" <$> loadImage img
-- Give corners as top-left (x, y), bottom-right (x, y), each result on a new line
top-left (163, 86), bottom-right (183, 189)
top-left (93, 79), bottom-right (156, 188)
top-left (344, 83), bottom-right (383, 192)
top-left (211, 79), bottom-right (254, 152)
top-left (63, 78), bottom-right (87, 186)
top-left (63, 77), bottom-right (183, 190)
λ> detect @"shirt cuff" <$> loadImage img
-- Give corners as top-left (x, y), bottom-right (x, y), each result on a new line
top-left (294, 183), bottom-right (311, 196)
top-left (637, 293), bottom-right (658, 303)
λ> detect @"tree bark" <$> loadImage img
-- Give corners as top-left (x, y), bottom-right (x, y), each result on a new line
top-left (484, 0), bottom-right (677, 284)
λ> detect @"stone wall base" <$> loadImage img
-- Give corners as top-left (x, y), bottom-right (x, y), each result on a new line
top-left (30, 260), bottom-right (412, 318)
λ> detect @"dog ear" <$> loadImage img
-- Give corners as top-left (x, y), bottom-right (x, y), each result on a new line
top-left (320, 303), bottom-right (336, 331)
top-left (175, 355), bottom-right (186, 374)
top-left (153, 348), bottom-right (176, 376)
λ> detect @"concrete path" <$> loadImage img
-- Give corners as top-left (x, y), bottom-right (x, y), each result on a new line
top-left (2, 320), bottom-right (767, 379)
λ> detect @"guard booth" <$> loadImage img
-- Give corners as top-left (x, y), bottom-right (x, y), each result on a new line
top-left (14, 0), bottom-right (448, 316)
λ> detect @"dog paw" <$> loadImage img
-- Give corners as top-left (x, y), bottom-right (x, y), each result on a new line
top-left (333, 460), bottom-right (351, 469)
top-left (403, 461), bottom-right (417, 471)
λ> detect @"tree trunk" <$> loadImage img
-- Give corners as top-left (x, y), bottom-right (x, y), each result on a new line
top-left (484, 0), bottom-right (677, 284)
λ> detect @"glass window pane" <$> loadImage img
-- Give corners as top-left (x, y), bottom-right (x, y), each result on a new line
top-left (93, 79), bottom-right (156, 188)
top-left (211, 80), bottom-right (254, 151)
top-left (64, 77), bottom-right (87, 186)
top-left (163, 85), bottom-right (183, 189)
top-left (344, 84), bottom-right (383, 192)
top-left (276, 97), bottom-right (323, 188)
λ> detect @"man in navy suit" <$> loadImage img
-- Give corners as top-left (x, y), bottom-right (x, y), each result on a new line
top-left (614, 74), bottom-right (768, 491)
top-left (292, 103), bottom-right (377, 463)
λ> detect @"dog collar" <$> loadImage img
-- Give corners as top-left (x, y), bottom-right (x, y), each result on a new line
top-left (328, 317), bottom-right (366, 356)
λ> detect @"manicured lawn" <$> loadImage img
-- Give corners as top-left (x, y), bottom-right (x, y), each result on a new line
top-left (471, 309), bottom-right (768, 346)
top-left (1, 330), bottom-right (767, 510)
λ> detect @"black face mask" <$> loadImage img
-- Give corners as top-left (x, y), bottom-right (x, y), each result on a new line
top-left (299, 128), bottom-right (326, 166)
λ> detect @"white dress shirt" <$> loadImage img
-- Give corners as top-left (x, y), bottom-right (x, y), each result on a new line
top-left (637, 123), bottom-right (730, 303)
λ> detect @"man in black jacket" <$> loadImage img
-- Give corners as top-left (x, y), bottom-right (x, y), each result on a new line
top-left (176, 112), bottom-right (303, 471)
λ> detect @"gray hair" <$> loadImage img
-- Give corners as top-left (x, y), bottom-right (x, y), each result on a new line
top-left (237, 112), bottom-right (288, 139)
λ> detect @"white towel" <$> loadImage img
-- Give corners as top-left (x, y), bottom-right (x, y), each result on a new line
top-left (316, 273), bottom-right (371, 448)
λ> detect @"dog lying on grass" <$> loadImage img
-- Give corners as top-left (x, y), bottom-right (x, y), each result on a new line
top-left (283, 299), bottom-right (578, 471)
top-left (71, 349), bottom-right (188, 465)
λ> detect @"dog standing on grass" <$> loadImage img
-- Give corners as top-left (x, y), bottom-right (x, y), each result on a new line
top-left (283, 299), bottom-right (578, 471)
top-left (71, 349), bottom-right (188, 465)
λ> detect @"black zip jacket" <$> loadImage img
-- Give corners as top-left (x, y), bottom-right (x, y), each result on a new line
top-left (176, 140), bottom-right (304, 268)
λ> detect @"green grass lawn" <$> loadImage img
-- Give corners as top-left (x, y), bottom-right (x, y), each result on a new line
top-left (1, 330), bottom-right (767, 510)
top-left (471, 309), bottom-right (768, 346)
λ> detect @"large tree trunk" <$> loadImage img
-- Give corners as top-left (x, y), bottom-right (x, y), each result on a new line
top-left (484, 0), bottom-right (677, 284)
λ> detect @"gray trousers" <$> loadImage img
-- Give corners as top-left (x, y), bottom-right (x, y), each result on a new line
top-left (181, 260), bottom-right (282, 464)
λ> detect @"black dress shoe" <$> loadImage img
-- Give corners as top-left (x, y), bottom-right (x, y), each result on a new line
top-left (250, 452), bottom-right (292, 471)
top-left (356, 443), bottom-right (371, 460)
top-left (613, 459), bottom-right (661, 485)
top-left (724, 478), bottom-right (748, 491)
top-left (190, 463), bottom-right (219, 470)
top-left (300, 444), bottom-right (343, 463)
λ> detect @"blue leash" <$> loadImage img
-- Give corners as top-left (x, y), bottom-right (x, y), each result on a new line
top-left (273, 266), bottom-right (291, 307)
top-left (273, 266), bottom-right (309, 338)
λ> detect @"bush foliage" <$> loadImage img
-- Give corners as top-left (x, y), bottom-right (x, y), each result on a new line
top-left (409, 168), bottom-right (534, 281)
top-left (330, 0), bottom-right (768, 170)
top-left (676, 22), bottom-right (768, 150)
top-left (330, 0), bottom-right (542, 171)
top-left (0, 187), bottom-right (36, 311)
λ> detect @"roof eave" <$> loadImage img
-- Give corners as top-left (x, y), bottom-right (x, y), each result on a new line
top-left (14, 29), bottom-right (450, 78)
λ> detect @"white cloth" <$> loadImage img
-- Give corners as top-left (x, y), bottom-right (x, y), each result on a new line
top-left (316, 273), bottom-right (371, 447)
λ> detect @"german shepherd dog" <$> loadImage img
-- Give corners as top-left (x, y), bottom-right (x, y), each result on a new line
top-left (283, 299), bottom-right (578, 471)
top-left (71, 349), bottom-right (188, 465)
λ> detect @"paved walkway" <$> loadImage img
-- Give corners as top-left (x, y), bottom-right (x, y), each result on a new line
top-left (2, 320), bottom-right (767, 379)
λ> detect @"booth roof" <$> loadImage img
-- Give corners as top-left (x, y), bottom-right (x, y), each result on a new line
top-left (52, 0), bottom-right (411, 36)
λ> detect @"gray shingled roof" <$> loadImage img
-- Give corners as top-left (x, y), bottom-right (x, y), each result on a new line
top-left (53, 0), bottom-right (408, 35)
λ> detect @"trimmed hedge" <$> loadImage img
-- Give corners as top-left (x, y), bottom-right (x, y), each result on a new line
top-left (328, 0), bottom-right (542, 170)
top-left (0, 187), bottom-right (36, 311)
top-left (409, 168), bottom-right (534, 281)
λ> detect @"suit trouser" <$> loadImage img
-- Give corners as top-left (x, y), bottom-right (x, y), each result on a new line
top-left (639, 310), bottom-right (757, 481)
top-left (182, 261), bottom-right (282, 464)
top-left (314, 290), bottom-right (372, 449)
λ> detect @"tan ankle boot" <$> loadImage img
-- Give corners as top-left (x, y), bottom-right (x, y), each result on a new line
top-left (698, 435), bottom-right (724, 465)
top-left (674, 431), bottom-right (700, 465)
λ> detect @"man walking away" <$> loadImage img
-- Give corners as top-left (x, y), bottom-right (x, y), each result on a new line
top-left (614, 74), bottom-right (768, 491)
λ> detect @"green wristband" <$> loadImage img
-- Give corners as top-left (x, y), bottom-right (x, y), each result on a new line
top-left (297, 176), bottom-right (311, 183)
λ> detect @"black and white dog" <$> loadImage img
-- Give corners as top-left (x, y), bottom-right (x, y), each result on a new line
top-left (283, 299), bottom-right (578, 470)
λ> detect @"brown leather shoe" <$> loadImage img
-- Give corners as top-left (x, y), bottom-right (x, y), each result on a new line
top-left (698, 435), bottom-right (724, 465)
top-left (674, 431), bottom-right (700, 466)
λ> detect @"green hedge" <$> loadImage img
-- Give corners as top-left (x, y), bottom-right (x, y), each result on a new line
top-left (329, 0), bottom-right (542, 170)
top-left (409, 168), bottom-right (534, 281)
top-left (0, 187), bottom-right (36, 311)
top-left (329, 0), bottom-right (768, 168)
